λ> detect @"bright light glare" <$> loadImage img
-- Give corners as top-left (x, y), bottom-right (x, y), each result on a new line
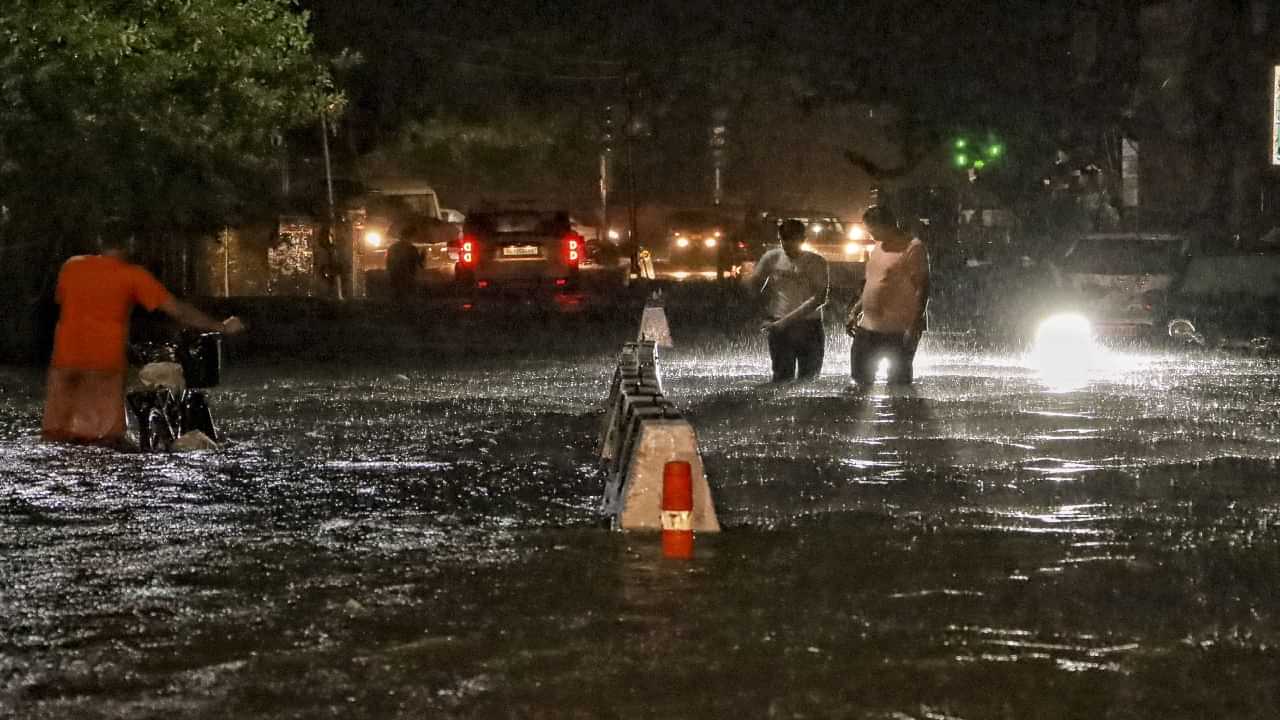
top-left (810, 223), bottom-right (824, 234)
top-left (875, 358), bottom-right (890, 382)
top-left (1031, 313), bottom-right (1095, 391)
top-left (364, 230), bottom-right (384, 248)
top-left (848, 226), bottom-right (866, 241)
top-left (844, 243), bottom-right (859, 255)
top-left (607, 229), bottom-right (621, 240)
top-left (672, 271), bottom-right (688, 281)
top-left (800, 242), bottom-right (814, 252)
top-left (675, 237), bottom-right (690, 248)
top-left (704, 237), bottom-right (717, 248)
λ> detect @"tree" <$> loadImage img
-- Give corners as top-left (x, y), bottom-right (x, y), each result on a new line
top-left (0, 0), bottom-right (339, 255)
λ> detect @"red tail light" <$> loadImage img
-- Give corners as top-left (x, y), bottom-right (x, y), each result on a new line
top-left (562, 231), bottom-right (583, 267)
top-left (459, 234), bottom-right (479, 267)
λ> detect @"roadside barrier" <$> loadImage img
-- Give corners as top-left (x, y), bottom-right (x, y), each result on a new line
top-left (637, 292), bottom-right (674, 348)
top-left (599, 340), bottom-right (720, 533)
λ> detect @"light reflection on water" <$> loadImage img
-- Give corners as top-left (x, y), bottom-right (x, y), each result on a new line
top-left (2, 337), bottom-right (1280, 718)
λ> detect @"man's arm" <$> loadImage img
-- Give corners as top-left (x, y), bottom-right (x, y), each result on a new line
top-left (744, 249), bottom-right (773, 294)
top-left (159, 298), bottom-right (245, 335)
top-left (907, 243), bottom-right (930, 340)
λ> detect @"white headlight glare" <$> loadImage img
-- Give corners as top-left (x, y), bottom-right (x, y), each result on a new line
top-left (364, 230), bottom-right (384, 248)
top-left (704, 238), bottom-right (717, 248)
top-left (675, 237), bottom-right (690, 248)
top-left (1031, 313), bottom-right (1095, 391)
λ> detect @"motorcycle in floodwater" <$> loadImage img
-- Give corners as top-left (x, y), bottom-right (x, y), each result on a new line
top-left (125, 332), bottom-right (224, 452)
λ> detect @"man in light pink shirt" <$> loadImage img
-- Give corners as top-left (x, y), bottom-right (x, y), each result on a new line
top-left (845, 205), bottom-right (929, 386)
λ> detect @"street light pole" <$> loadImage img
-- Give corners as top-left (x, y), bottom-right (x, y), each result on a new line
top-left (319, 108), bottom-right (344, 301)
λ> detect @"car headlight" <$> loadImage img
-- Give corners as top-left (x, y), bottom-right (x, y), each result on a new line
top-left (848, 226), bottom-right (866, 241)
top-left (364, 230), bottom-right (384, 249)
top-left (607, 229), bottom-right (621, 241)
top-left (704, 238), bottom-right (717, 248)
top-left (843, 242), bottom-right (860, 256)
top-left (675, 236), bottom-right (690, 248)
top-left (800, 242), bottom-right (814, 253)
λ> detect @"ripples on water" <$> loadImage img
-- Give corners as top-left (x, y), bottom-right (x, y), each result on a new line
top-left (3, 339), bottom-right (1280, 718)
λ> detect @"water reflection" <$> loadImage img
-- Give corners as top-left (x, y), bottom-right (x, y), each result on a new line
top-left (3, 336), bottom-right (1280, 717)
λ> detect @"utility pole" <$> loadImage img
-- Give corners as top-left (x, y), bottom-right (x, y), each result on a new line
top-left (601, 105), bottom-right (613, 240)
top-left (319, 107), bottom-right (344, 301)
top-left (711, 107), bottom-right (728, 206)
top-left (625, 74), bottom-right (640, 272)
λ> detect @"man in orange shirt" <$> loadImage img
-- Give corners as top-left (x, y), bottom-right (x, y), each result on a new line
top-left (43, 231), bottom-right (244, 446)
top-left (845, 205), bottom-right (930, 387)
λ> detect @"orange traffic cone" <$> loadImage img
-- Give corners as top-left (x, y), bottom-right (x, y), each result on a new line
top-left (662, 461), bottom-right (694, 559)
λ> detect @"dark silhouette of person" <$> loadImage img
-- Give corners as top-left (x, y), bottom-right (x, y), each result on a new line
top-left (385, 225), bottom-right (423, 303)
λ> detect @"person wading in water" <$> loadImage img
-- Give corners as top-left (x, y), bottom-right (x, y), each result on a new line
top-left (43, 228), bottom-right (245, 447)
top-left (846, 205), bottom-right (929, 388)
top-left (747, 218), bottom-right (830, 382)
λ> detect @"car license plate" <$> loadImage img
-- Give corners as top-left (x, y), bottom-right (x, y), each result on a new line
top-left (503, 245), bottom-right (540, 257)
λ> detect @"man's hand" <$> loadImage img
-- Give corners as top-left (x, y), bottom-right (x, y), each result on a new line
top-left (221, 316), bottom-right (246, 335)
top-left (845, 304), bottom-right (862, 338)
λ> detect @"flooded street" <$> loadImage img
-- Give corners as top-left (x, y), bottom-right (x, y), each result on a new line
top-left (3, 314), bottom-right (1280, 719)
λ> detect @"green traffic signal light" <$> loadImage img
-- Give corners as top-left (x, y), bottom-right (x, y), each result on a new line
top-left (955, 139), bottom-right (968, 150)
top-left (954, 153), bottom-right (968, 167)
top-left (987, 144), bottom-right (1002, 158)
top-left (973, 159), bottom-right (986, 170)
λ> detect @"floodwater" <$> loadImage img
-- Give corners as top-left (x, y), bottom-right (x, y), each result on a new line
top-left (3, 314), bottom-right (1280, 719)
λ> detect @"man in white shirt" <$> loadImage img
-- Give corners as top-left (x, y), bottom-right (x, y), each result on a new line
top-left (845, 205), bottom-right (929, 386)
top-left (747, 219), bottom-right (830, 382)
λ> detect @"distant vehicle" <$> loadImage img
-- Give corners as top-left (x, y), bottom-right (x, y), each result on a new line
top-left (638, 209), bottom-right (742, 281)
top-left (351, 180), bottom-right (458, 292)
top-left (570, 216), bottom-right (631, 290)
top-left (745, 210), bottom-right (873, 288)
top-left (1046, 233), bottom-right (1190, 340)
top-left (457, 209), bottom-right (583, 291)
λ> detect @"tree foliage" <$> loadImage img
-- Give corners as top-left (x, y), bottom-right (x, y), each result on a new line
top-left (0, 0), bottom-right (339, 248)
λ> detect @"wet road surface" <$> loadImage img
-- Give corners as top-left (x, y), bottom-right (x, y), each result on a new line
top-left (3, 317), bottom-right (1280, 718)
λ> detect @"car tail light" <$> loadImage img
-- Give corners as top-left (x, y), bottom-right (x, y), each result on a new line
top-left (563, 231), bottom-right (583, 267)
top-left (555, 278), bottom-right (568, 287)
top-left (459, 234), bottom-right (479, 267)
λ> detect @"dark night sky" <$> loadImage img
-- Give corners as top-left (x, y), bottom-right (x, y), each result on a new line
top-left (297, 1), bottom-right (1083, 213)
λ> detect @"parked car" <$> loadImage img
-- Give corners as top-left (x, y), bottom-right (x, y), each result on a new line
top-left (1045, 232), bottom-right (1190, 341)
top-left (571, 216), bottom-right (631, 291)
top-left (349, 180), bottom-right (458, 292)
top-left (1165, 253), bottom-right (1280, 354)
top-left (638, 208), bottom-right (742, 281)
top-left (457, 209), bottom-right (583, 291)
